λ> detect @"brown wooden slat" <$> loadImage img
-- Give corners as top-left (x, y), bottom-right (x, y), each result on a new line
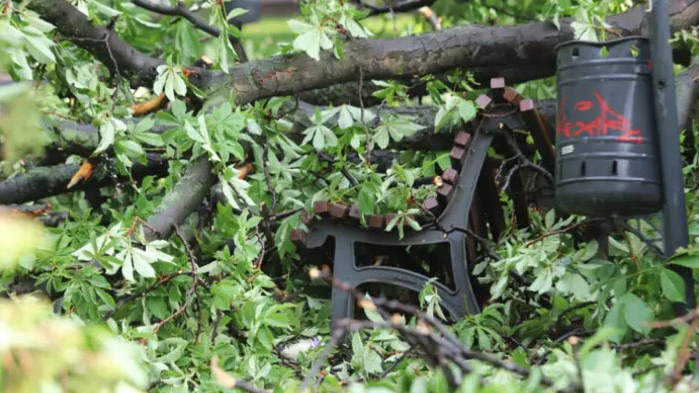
top-left (503, 87), bottom-right (524, 106)
top-left (490, 77), bottom-right (506, 102)
top-left (329, 203), bottom-right (348, 219)
top-left (300, 211), bottom-right (314, 224)
top-left (475, 94), bottom-right (492, 109)
top-left (290, 229), bottom-right (308, 244)
top-left (453, 131), bottom-right (471, 147)
top-left (313, 200), bottom-right (330, 216)
top-left (437, 184), bottom-right (454, 204)
top-left (442, 168), bottom-right (459, 184)
top-left (349, 204), bottom-right (361, 220)
top-left (423, 196), bottom-right (442, 217)
top-left (368, 214), bottom-right (385, 228)
top-left (449, 146), bottom-right (466, 169)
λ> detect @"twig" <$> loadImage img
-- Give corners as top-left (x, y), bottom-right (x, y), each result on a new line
top-left (132, 0), bottom-right (248, 62)
top-left (152, 225), bottom-right (200, 334)
top-left (615, 220), bottom-right (664, 259)
top-left (358, 66), bottom-right (371, 164)
top-left (66, 33), bottom-right (122, 109)
top-left (273, 346), bottom-right (302, 378)
top-left (632, 364), bottom-right (663, 377)
top-left (211, 309), bottom-right (223, 344)
top-left (317, 152), bottom-right (358, 186)
top-left (311, 267), bottom-right (564, 390)
top-left (271, 207), bottom-right (304, 221)
top-left (262, 143), bottom-right (277, 210)
top-left (103, 271), bottom-right (190, 320)
top-left (380, 346), bottom-right (414, 377)
top-left (648, 306), bottom-right (699, 329)
top-left (668, 317), bottom-right (698, 387)
top-left (612, 338), bottom-right (664, 351)
top-left (496, 131), bottom-right (554, 191)
top-left (447, 225), bottom-right (501, 261)
top-left (532, 328), bottom-right (594, 366)
top-left (525, 218), bottom-right (605, 247)
top-left (299, 324), bottom-right (347, 391)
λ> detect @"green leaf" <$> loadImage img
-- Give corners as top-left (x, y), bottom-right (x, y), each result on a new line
top-left (476, 328), bottom-right (492, 350)
top-left (670, 254), bottom-right (699, 269)
top-left (116, 140), bottom-right (144, 157)
top-left (457, 100), bottom-right (477, 122)
top-left (374, 127), bottom-right (390, 149)
top-left (288, 19), bottom-right (333, 61)
top-left (621, 293), bottom-right (653, 334)
top-left (603, 300), bottom-right (627, 342)
top-left (172, 73), bottom-right (187, 97)
top-left (131, 249), bottom-right (156, 278)
top-left (0, 21), bottom-right (24, 45)
top-left (660, 268), bottom-right (686, 302)
top-left (153, 69), bottom-right (167, 97)
top-left (544, 209), bottom-right (555, 229)
top-left (95, 122), bottom-right (115, 154)
top-left (363, 349), bottom-right (383, 375)
top-left (23, 33), bottom-right (55, 64)
top-left (121, 252), bottom-right (134, 282)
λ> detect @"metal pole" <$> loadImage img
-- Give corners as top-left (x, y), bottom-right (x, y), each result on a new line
top-left (649, 0), bottom-right (695, 308)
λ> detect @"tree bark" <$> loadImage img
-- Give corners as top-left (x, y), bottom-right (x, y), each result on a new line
top-left (193, 0), bottom-right (698, 105)
top-left (28, 0), bottom-right (163, 86)
top-left (0, 154), bottom-right (168, 205)
top-left (144, 156), bottom-right (216, 241)
top-left (30, 0), bottom-right (698, 101)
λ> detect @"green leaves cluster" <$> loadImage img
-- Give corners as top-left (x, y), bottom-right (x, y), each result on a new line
top-left (288, 0), bottom-right (371, 60)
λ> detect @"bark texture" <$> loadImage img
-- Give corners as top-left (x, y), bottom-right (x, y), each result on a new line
top-left (28, 0), bottom-right (163, 85)
top-left (194, 0), bottom-right (698, 105)
top-left (0, 154), bottom-right (168, 205)
top-left (30, 0), bottom-right (698, 102)
top-left (144, 156), bottom-right (216, 241)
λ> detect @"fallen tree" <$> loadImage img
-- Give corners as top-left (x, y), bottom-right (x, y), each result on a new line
top-left (2, 1), bottom-right (699, 391)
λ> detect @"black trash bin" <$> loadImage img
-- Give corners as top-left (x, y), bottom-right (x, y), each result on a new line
top-left (225, 0), bottom-right (261, 25)
top-left (555, 36), bottom-right (663, 217)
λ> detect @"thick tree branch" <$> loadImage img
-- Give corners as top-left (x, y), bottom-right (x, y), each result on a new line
top-left (194, 0), bottom-right (698, 105)
top-left (0, 154), bottom-right (168, 205)
top-left (143, 156), bottom-right (216, 241)
top-left (31, 0), bottom-right (697, 100)
top-left (28, 0), bottom-right (163, 86)
top-left (131, 0), bottom-right (248, 62)
top-left (38, 99), bottom-right (554, 159)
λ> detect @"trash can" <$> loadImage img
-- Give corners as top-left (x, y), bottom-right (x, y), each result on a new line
top-left (225, 0), bottom-right (261, 25)
top-left (555, 36), bottom-right (663, 217)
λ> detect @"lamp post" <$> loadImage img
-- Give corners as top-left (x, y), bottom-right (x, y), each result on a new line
top-left (648, 0), bottom-right (695, 308)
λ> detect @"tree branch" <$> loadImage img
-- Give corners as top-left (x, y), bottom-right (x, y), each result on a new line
top-left (193, 0), bottom-right (698, 105)
top-left (27, 0), bottom-right (163, 86)
top-left (143, 156), bottom-right (216, 241)
top-left (37, 99), bottom-right (555, 160)
top-left (31, 0), bottom-right (697, 100)
top-left (0, 154), bottom-right (168, 205)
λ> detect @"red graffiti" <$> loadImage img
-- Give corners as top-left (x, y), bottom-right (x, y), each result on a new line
top-left (557, 92), bottom-right (643, 144)
top-left (575, 100), bottom-right (593, 111)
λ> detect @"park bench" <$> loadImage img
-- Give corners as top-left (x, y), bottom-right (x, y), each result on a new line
top-left (291, 79), bottom-right (556, 329)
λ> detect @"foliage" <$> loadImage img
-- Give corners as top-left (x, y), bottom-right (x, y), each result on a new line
top-left (0, 0), bottom-right (699, 393)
